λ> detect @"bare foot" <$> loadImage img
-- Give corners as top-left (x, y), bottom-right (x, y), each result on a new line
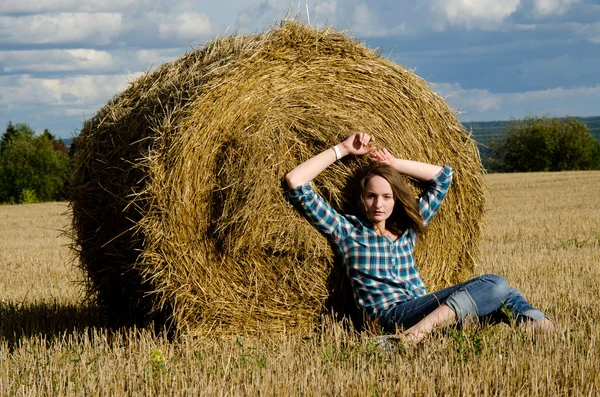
top-left (522, 318), bottom-right (555, 335)
top-left (402, 330), bottom-right (425, 345)
top-left (532, 318), bottom-right (555, 333)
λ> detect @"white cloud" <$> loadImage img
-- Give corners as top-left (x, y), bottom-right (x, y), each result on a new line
top-left (351, 3), bottom-right (405, 37)
top-left (235, 0), bottom-right (340, 33)
top-left (574, 22), bottom-right (600, 43)
top-left (266, 0), bottom-right (295, 12)
top-left (0, 72), bottom-right (142, 136)
top-left (0, 73), bottom-right (142, 108)
top-left (510, 84), bottom-right (600, 103)
top-left (434, 83), bottom-right (502, 113)
top-left (235, 1), bottom-right (295, 32)
top-left (156, 11), bottom-right (213, 40)
top-left (314, 0), bottom-right (337, 16)
top-left (428, 0), bottom-right (520, 30)
top-left (0, 49), bottom-right (115, 73)
top-left (432, 82), bottom-right (600, 121)
top-left (135, 49), bottom-right (185, 69)
top-left (0, 0), bottom-right (142, 14)
top-left (532, 0), bottom-right (580, 17)
top-left (506, 20), bottom-right (600, 43)
top-left (514, 23), bottom-right (538, 31)
top-left (0, 13), bottom-right (123, 45)
top-left (236, 9), bottom-right (256, 27)
top-left (353, 3), bottom-right (379, 35)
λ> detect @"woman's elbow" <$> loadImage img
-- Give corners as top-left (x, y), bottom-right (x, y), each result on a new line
top-left (285, 172), bottom-right (297, 189)
top-left (285, 172), bottom-right (308, 189)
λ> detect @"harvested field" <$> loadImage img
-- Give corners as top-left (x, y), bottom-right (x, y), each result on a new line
top-left (1, 171), bottom-right (598, 396)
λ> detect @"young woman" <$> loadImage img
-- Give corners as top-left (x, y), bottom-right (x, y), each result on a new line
top-left (286, 132), bottom-right (553, 343)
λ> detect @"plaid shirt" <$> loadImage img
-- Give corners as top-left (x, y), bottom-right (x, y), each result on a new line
top-left (289, 165), bottom-right (453, 318)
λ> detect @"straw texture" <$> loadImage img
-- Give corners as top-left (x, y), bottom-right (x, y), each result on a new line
top-left (70, 21), bottom-right (485, 335)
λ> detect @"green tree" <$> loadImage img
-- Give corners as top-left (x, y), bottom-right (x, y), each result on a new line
top-left (491, 117), bottom-right (600, 172)
top-left (0, 122), bottom-right (35, 154)
top-left (0, 123), bottom-right (70, 203)
top-left (42, 128), bottom-right (69, 156)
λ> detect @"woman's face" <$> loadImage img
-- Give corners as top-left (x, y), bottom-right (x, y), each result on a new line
top-left (363, 175), bottom-right (395, 223)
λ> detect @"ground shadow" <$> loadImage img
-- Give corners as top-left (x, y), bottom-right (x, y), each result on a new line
top-left (0, 300), bottom-right (102, 347)
top-left (0, 298), bottom-right (178, 351)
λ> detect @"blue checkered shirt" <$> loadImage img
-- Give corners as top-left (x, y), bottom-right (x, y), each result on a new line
top-left (289, 166), bottom-right (453, 319)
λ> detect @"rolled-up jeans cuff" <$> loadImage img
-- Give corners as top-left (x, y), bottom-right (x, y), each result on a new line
top-left (444, 289), bottom-right (477, 323)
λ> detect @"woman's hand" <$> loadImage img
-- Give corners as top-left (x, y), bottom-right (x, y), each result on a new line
top-left (370, 147), bottom-right (395, 165)
top-left (285, 132), bottom-right (378, 188)
top-left (339, 132), bottom-right (375, 156)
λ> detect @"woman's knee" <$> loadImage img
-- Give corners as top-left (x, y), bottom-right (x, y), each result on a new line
top-left (456, 274), bottom-right (512, 316)
top-left (480, 274), bottom-right (510, 297)
top-left (442, 274), bottom-right (514, 324)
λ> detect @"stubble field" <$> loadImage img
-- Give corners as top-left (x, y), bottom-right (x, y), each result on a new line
top-left (1, 171), bottom-right (599, 396)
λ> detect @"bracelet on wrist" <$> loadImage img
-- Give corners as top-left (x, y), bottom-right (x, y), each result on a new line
top-left (332, 145), bottom-right (342, 160)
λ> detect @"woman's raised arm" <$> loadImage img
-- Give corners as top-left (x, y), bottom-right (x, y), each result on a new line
top-left (285, 132), bottom-right (375, 188)
top-left (370, 148), bottom-right (443, 182)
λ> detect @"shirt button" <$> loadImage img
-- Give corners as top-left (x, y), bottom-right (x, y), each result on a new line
top-left (391, 259), bottom-right (395, 263)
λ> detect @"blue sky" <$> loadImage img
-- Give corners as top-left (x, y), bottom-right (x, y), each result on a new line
top-left (1, 0), bottom-right (599, 139)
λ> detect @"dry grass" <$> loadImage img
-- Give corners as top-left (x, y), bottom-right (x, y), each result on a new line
top-left (1, 171), bottom-right (599, 396)
top-left (0, 203), bottom-right (76, 302)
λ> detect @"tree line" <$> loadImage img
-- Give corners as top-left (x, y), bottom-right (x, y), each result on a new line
top-left (482, 116), bottom-right (600, 172)
top-left (1, 117), bottom-right (599, 204)
top-left (0, 122), bottom-right (73, 204)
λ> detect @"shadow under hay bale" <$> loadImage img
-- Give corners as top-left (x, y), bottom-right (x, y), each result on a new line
top-left (70, 21), bottom-right (485, 336)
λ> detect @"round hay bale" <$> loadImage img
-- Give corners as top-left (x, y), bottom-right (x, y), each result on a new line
top-left (70, 21), bottom-right (485, 335)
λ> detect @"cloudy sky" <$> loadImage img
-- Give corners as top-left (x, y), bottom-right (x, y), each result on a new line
top-left (1, 0), bottom-right (599, 139)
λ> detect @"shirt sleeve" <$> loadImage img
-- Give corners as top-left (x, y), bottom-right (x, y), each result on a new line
top-left (288, 182), bottom-right (353, 243)
top-left (418, 165), bottom-right (453, 226)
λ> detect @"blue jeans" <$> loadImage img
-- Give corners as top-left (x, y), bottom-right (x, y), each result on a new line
top-left (379, 274), bottom-right (546, 333)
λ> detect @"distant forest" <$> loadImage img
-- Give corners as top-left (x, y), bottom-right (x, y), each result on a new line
top-left (463, 116), bottom-right (600, 149)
